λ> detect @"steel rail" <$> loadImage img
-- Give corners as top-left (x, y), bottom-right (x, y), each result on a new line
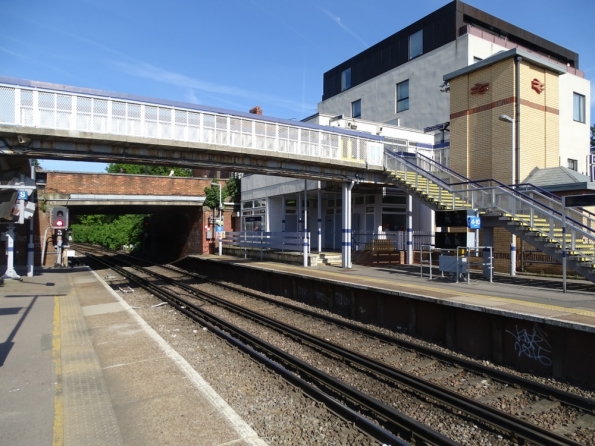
top-left (99, 252), bottom-right (581, 446)
top-left (79, 247), bottom-right (595, 416)
top-left (158, 260), bottom-right (595, 415)
top-left (83, 249), bottom-right (454, 446)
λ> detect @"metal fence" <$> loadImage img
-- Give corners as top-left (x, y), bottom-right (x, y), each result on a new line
top-left (222, 231), bottom-right (307, 252)
top-left (352, 231), bottom-right (433, 252)
top-left (0, 83), bottom-right (384, 167)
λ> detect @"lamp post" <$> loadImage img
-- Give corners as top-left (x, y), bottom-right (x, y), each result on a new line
top-left (211, 182), bottom-right (223, 256)
top-left (499, 114), bottom-right (516, 276)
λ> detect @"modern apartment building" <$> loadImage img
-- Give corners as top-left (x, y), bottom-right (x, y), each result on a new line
top-left (317, 0), bottom-right (590, 175)
top-left (241, 0), bottom-right (591, 255)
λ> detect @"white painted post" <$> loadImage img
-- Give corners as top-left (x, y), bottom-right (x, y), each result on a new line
top-left (407, 194), bottom-right (413, 264)
top-left (317, 182), bottom-right (322, 254)
top-left (562, 196), bottom-right (567, 293)
top-left (2, 225), bottom-right (21, 280)
top-left (282, 196), bottom-right (286, 232)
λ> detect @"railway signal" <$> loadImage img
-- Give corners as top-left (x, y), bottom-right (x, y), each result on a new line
top-left (50, 206), bottom-right (69, 229)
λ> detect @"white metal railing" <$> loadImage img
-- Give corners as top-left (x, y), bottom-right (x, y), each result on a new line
top-left (223, 231), bottom-right (306, 252)
top-left (0, 83), bottom-right (384, 167)
top-left (352, 230), bottom-right (433, 252)
top-left (385, 151), bottom-right (595, 265)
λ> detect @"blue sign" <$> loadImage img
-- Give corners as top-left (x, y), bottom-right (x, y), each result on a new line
top-left (215, 225), bottom-right (224, 232)
top-left (468, 216), bottom-right (481, 229)
top-left (17, 190), bottom-right (29, 200)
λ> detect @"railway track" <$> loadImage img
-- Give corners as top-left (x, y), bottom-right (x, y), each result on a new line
top-left (76, 246), bottom-right (595, 445)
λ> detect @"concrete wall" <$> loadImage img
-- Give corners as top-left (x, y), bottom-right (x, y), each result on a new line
top-left (558, 73), bottom-right (591, 175)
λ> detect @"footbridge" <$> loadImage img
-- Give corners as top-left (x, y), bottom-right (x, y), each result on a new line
top-left (0, 77), bottom-right (385, 182)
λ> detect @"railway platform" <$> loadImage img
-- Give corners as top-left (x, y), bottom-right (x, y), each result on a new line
top-left (187, 254), bottom-right (595, 386)
top-left (194, 255), bottom-right (595, 330)
top-left (0, 267), bottom-right (267, 446)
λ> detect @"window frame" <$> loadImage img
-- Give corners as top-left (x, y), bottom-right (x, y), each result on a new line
top-left (341, 68), bottom-right (352, 91)
top-left (396, 80), bottom-right (409, 113)
top-left (573, 92), bottom-right (585, 123)
top-left (409, 30), bottom-right (423, 60)
top-left (351, 99), bottom-right (361, 119)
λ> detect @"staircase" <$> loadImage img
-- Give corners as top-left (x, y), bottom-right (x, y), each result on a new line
top-left (383, 151), bottom-right (595, 283)
top-left (316, 253), bottom-right (343, 267)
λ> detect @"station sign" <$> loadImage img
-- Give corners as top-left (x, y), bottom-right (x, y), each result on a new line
top-left (17, 190), bottom-right (28, 200)
top-left (467, 216), bottom-right (481, 229)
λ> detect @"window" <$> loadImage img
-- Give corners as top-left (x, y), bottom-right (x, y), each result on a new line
top-left (573, 93), bottom-right (585, 123)
top-left (568, 158), bottom-right (578, 171)
top-left (409, 30), bottom-right (423, 59)
top-left (385, 137), bottom-right (408, 152)
top-left (397, 80), bottom-right (409, 112)
top-left (351, 99), bottom-right (361, 118)
top-left (341, 68), bottom-right (351, 91)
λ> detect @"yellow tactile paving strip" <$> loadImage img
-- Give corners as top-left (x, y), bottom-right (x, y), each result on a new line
top-left (211, 258), bottom-right (595, 325)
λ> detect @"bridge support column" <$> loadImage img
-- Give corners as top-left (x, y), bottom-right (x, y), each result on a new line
top-left (2, 225), bottom-right (21, 280)
top-left (407, 194), bottom-right (413, 264)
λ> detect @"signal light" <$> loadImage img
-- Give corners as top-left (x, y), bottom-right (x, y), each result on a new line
top-left (50, 206), bottom-right (69, 229)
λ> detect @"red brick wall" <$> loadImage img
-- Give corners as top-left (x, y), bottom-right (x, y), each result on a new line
top-left (45, 172), bottom-right (221, 196)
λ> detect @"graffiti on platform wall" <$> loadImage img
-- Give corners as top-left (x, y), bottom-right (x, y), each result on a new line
top-left (506, 323), bottom-right (552, 366)
top-left (314, 291), bottom-right (329, 306)
top-left (334, 292), bottom-right (350, 308)
top-left (297, 286), bottom-right (309, 300)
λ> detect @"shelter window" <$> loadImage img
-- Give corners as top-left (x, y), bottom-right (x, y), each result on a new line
top-left (397, 80), bottom-right (409, 113)
top-left (573, 93), bottom-right (585, 123)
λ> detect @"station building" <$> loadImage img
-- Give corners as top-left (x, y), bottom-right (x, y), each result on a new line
top-left (240, 0), bottom-right (591, 261)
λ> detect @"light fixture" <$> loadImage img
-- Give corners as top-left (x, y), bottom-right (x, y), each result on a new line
top-left (498, 114), bottom-right (513, 124)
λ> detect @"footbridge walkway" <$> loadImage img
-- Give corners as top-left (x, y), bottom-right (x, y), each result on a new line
top-left (0, 77), bottom-right (384, 182)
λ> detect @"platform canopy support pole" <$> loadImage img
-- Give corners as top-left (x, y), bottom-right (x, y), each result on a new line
top-left (317, 182), bottom-right (322, 254)
top-left (281, 196), bottom-right (286, 232)
top-left (342, 181), bottom-right (354, 269)
top-left (407, 194), bottom-right (413, 264)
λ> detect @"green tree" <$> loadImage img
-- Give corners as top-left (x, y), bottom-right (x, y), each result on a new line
top-left (203, 179), bottom-right (222, 212)
top-left (71, 214), bottom-right (145, 250)
top-left (106, 163), bottom-right (191, 177)
top-left (224, 176), bottom-right (240, 202)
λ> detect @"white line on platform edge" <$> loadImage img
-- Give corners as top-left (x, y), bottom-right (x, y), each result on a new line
top-left (90, 268), bottom-right (268, 446)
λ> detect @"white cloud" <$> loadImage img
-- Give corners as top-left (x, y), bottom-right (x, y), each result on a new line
top-left (114, 61), bottom-right (309, 114)
top-left (317, 6), bottom-right (368, 48)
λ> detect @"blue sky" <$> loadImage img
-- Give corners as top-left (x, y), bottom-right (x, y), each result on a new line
top-left (2, 0), bottom-right (594, 172)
